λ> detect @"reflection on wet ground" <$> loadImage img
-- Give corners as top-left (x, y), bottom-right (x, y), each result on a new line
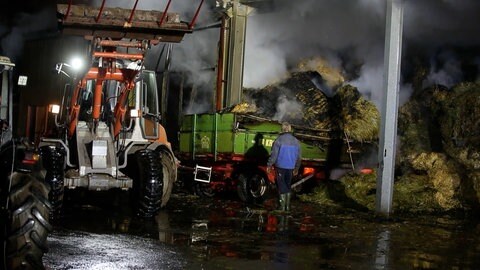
top-left (44, 190), bottom-right (480, 269)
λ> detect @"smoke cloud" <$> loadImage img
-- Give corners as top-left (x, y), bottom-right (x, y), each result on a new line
top-left (244, 0), bottom-right (480, 107)
top-left (3, 1), bottom-right (480, 113)
top-left (0, 1), bottom-right (58, 61)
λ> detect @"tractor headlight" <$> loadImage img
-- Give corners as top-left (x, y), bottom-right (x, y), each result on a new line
top-left (130, 109), bottom-right (139, 118)
top-left (50, 104), bottom-right (60, 114)
top-left (70, 57), bottom-right (84, 71)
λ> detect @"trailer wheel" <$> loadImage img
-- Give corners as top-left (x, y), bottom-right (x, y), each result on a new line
top-left (134, 149), bottom-right (164, 218)
top-left (39, 146), bottom-right (65, 220)
top-left (3, 172), bottom-right (52, 270)
top-left (193, 182), bottom-right (215, 198)
top-left (237, 172), bottom-right (269, 203)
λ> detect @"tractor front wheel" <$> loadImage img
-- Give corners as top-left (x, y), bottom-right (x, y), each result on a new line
top-left (134, 149), bottom-right (164, 218)
top-left (39, 146), bottom-right (65, 221)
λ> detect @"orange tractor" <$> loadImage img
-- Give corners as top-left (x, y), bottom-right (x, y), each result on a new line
top-left (39, 1), bottom-right (204, 218)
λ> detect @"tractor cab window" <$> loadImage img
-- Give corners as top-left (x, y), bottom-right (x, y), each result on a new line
top-left (139, 70), bottom-right (159, 139)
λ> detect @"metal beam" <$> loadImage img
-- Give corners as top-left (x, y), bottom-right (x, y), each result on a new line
top-left (375, 0), bottom-right (404, 217)
top-left (223, 1), bottom-right (252, 107)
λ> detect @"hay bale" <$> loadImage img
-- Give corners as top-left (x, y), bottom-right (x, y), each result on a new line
top-left (393, 174), bottom-right (440, 213)
top-left (297, 181), bottom-right (338, 207)
top-left (242, 72), bottom-right (332, 128)
top-left (301, 168), bottom-right (447, 213)
top-left (440, 82), bottom-right (480, 170)
top-left (296, 87), bottom-right (332, 129)
top-left (241, 71), bottom-right (379, 142)
top-left (296, 57), bottom-right (345, 89)
top-left (299, 174), bottom-right (375, 211)
top-left (342, 98), bottom-right (379, 142)
top-left (230, 102), bottom-right (257, 113)
top-left (410, 152), bottom-right (461, 210)
top-left (398, 84), bottom-right (449, 161)
top-left (333, 85), bottom-right (380, 142)
top-left (398, 100), bottom-right (431, 157)
top-left (341, 172), bottom-right (377, 211)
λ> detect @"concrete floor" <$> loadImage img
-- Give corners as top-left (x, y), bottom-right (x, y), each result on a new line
top-left (43, 189), bottom-right (480, 269)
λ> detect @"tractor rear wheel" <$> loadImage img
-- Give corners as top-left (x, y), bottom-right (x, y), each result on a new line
top-left (3, 172), bottom-right (52, 270)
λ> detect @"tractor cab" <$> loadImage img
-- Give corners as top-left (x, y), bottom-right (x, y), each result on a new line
top-left (72, 67), bottom-right (161, 141)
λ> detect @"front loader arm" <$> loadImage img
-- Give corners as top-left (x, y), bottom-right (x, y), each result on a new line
top-left (68, 80), bottom-right (86, 138)
top-left (113, 81), bottom-right (135, 138)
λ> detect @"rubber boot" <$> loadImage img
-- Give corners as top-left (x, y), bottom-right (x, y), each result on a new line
top-left (278, 194), bottom-right (287, 211)
top-left (285, 192), bottom-right (292, 212)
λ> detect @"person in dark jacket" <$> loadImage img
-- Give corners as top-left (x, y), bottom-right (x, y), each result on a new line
top-left (267, 122), bottom-right (301, 212)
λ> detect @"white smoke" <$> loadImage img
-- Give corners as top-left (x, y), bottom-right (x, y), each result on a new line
top-left (244, 0), bottom-right (480, 107)
top-left (424, 51), bottom-right (464, 88)
top-left (244, 0), bottom-right (386, 101)
top-left (273, 94), bottom-right (302, 122)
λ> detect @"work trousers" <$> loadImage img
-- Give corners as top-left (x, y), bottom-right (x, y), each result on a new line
top-left (275, 167), bottom-right (293, 194)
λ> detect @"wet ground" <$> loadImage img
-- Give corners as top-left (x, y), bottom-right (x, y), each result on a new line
top-left (43, 189), bottom-right (480, 270)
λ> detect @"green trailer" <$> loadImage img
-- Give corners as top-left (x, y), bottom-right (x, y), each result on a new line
top-left (179, 113), bottom-right (329, 161)
top-left (178, 112), bottom-right (336, 202)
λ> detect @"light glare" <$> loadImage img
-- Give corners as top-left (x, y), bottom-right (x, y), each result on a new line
top-left (130, 109), bottom-right (139, 118)
top-left (70, 57), bottom-right (83, 71)
top-left (50, 104), bottom-right (60, 114)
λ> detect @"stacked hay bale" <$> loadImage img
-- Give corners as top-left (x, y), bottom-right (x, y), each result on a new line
top-left (296, 59), bottom-right (480, 213)
top-left (438, 82), bottom-right (480, 209)
top-left (394, 81), bottom-right (480, 212)
top-left (439, 82), bottom-right (480, 170)
top-left (333, 85), bottom-right (380, 142)
top-left (240, 71), bottom-right (379, 142)
top-left (295, 85), bottom-right (332, 130)
top-left (300, 170), bottom-right (444, 213)
top-left (243, 71), bottom-right (332, 128)
top-left (409, 152), bottom-right (461, 210)
top-left (393, 174), bottom-right (439, 213)
top-left (296, 57), bottom-right (345, 89)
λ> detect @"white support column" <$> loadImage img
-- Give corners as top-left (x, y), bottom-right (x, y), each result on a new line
top-left (375, 0), bottom-right (404, 217)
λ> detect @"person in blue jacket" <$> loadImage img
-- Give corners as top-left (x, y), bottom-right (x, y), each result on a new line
top-left (267, 122), bottom-right (301, 212)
